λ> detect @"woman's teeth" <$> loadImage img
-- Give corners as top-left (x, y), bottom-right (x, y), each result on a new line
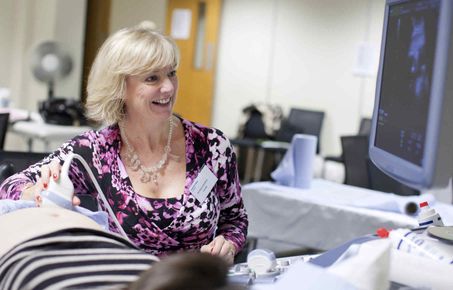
top-left (153, 98), bottom-right (171, 105)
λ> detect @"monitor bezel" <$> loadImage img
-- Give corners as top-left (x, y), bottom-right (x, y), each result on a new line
top-left (369, 0), bottom-right (453, 189)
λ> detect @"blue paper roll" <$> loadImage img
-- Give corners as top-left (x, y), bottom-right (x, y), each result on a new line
top-left (271, 134), bottom-right (317, 189)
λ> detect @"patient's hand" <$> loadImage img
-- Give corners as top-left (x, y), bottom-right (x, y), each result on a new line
top-left (200, 235), bottom-right (236, 265)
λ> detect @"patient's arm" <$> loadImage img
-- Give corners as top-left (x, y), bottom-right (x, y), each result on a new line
top-left (0, 207), bottom-right (103, 257)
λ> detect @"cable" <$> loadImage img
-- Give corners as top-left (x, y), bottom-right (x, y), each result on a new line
top-left (59, 153), bottom-right (131, 242)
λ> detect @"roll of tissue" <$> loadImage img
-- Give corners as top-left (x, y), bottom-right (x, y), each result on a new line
top-left (293, 134), bottom-right (317, 189)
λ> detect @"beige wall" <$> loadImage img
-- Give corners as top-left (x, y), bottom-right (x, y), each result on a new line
top-left (0, 0), bottom-right (85, 111)
top-left (0, 0), bottom-right (386, 155)
top-left (213, 0), bottom-right (385, 155)
top-left (0, 0), bottom-right (86, 151)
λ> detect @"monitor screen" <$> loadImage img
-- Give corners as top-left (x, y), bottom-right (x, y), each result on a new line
top-left (374, 0), bottom-right (439, 166)
top-left (369, 0), bottom-right (453, 194)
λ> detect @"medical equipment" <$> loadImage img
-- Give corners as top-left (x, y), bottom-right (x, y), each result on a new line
top-left (417, 201), bottom-right (444, 228)
top-left (378, 228), bottom-right (453, 264)
top-left (246, 248), bottom-right (277, 275)
top-left (228, 249), bottom-right (306, 285)
top-left (40, 153), bottom-right (130, 241)
top-left (427, 226), bottom-right (453, 243)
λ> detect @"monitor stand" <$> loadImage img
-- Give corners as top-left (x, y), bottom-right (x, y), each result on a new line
top-left (426, 177), bottom-right (453, 204)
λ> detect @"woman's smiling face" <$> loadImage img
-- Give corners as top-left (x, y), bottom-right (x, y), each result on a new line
top-left (124, 66), bottom-right (178, 121)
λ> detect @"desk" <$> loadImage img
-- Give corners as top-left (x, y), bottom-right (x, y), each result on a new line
top-left (0, 108), bottom-right (41, 123)
top-left (11, 121), bottom-right (91, 151)
top-left (242, 180), bottom-right (431, 253)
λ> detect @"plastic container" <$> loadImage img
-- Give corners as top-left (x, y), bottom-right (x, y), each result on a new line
top-left (377, 228), bottom-right (453, 264)
top-left (247, 249), bottom-right (277, 275)
top-left (417, 201), bottom-right (444, 228)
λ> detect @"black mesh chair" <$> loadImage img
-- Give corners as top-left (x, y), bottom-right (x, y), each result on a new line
top-left (367, 160), bottom-right (419, 196)
top-left (0, 113), bottom-right (9, 150)
top-left (277, 108), bottom-right (325, 153)
top-left (358, 118), bottom-right (372, 136)
top-left (341, 135), bottom-right (370, 188)
top-left (340, 136), bottom-right (420, 195)
top-left (325, 117), bottom-right (373, 164)
top-left (256, 108), bottom-right (325, 181)
top-left (0, 150), bottom-right (49, 175)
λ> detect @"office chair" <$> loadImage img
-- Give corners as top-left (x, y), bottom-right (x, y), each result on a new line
top-left (230, 106), bottom-right (271, 183)
top-left (255, 107), bottom-right (325, 181)
top-left (0, 113), bottom-right (10, 150)
top-left (0, 162), bottom-right (15, 184)
top-left (358, 117), bottom-right (372, 136)
top-left (367, 160), bottom-right (420, 196)
top-left (341, 135), bottom-right (370, 188)
top-left (325, 117), bottom-right (372, 164)
top-left (0, 150), bottom-right (49, 174)
top-left (277, 108), bottom-right (325, 153)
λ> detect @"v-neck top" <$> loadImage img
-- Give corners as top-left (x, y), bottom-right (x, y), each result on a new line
top-left (0, 117), bottom-right (248, 257)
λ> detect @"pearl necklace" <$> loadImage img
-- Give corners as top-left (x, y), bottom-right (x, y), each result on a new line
top-left (120, 117), bottom-right (175, 184)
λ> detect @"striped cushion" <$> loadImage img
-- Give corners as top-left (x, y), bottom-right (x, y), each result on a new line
top-left (0, 228), bottom-right (157, 290)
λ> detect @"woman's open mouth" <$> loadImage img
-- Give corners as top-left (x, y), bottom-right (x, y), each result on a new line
top-left (151, 97), bottom-right (172, 106)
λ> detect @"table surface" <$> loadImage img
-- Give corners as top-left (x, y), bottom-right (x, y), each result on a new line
top-left (11, 121), bottom-right (91, 139)
top-left (242, 180), bottom-right (453, 252)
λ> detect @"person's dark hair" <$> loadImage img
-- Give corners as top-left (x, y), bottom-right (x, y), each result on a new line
top-left (128, 252), bottom-right (244, 290)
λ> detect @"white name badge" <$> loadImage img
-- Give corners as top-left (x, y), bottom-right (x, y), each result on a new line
top-left (189, 165), bottom-right (218, 203)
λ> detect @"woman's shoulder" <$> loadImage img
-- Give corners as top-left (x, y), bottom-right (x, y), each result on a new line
top-left (72, 124), bottom-right (120, 148)
top-left (180, 117), bottom-right (229, 143)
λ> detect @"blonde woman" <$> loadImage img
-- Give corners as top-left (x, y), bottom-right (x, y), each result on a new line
top-left (0, 22), bottom-right (247, 264)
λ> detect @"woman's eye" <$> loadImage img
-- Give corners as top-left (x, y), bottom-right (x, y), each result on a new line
top-left (168, 70), bottom-right (177, 77)
top-left (145, 75), bottom-right (159, 82)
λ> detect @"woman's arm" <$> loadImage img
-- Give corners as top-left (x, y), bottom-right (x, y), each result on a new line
top-left (0, 135), bottom-right (94, 201)
top-left (0, 158), bottom-right (53, 200)
top-left (215, 137), bottom-right (248, 254)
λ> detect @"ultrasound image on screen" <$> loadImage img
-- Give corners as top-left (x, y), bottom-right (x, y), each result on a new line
top-left (375, 0), bottom-right (440, 166)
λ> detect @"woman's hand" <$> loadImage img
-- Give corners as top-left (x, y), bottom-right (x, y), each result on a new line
top-left (200, 235), bottom-right (236, 265)
top-left (21, 159), bottom-right (80, 207)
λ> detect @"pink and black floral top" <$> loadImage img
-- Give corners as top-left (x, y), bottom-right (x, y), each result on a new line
top-left (0, 117), bottom-right (248, 256)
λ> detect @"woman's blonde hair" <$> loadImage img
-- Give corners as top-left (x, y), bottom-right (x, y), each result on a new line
top-left (85, 21), bottom-right (180, 125)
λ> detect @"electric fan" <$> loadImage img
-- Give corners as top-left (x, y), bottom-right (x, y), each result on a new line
top-left (30, 41), bottom-right (73, 99)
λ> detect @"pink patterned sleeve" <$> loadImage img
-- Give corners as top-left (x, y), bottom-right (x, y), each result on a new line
top-left (0, 136), bottom-right (91, 200)
top-left (214, 136), bottom-right (248, 253)
top-left (0, 173), bottom-right (35, 200)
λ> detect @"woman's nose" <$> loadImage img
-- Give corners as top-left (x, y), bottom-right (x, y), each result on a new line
top-left (160, 77), bottom-right (175, 93)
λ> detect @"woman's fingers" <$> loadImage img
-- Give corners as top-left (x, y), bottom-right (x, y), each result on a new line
top-left (39, 159), bottom-right (61, 190)
top-left (210, 236), bottom-right (225, 255)
top-left (72, 196), bottom-right (81, 206)
top-left (49, 159), bottom-right (61, 181)
top-left (34, 190), bottom-right (43, 207)
top-left (40, 164), bottom-right (51, 189)
top-left (200, 244), bottom-right (211, 253)
top-left (219, 240), bottom-right (234, 257)
top-left (200, 236), bottom-right (236, 265)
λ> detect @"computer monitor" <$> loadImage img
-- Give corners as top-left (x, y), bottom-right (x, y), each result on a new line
top-left (369, 0), bottom-right (453, 195)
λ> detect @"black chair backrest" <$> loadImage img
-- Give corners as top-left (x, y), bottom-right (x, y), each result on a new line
top-left (0, 150), bottom-right (49, 173)
top-left (276, 108), bottom-right (325, 153)
top-left (0, 161), bottom-right (16, 184)
top-left (0, 113), bottom-right (9, 150)
top-left (341, 135), bottom-right (370, 188)
top-left (358, 118), bottom-right (372, 136)
top-left (367, 160), bottom-right (420, 196)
